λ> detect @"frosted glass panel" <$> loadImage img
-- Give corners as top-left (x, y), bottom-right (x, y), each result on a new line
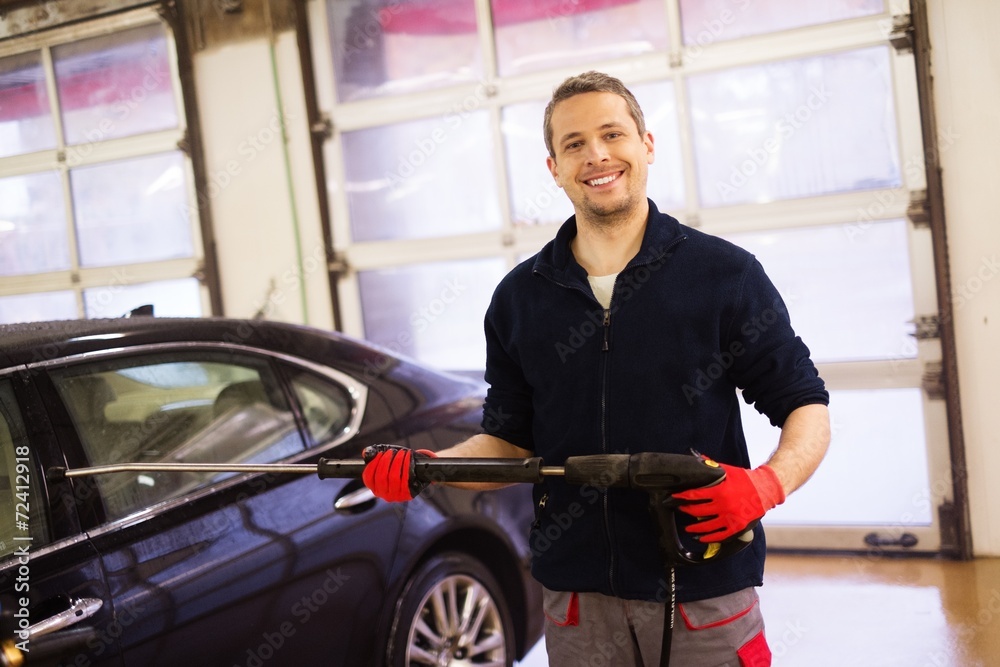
top-left (680, 0), bottom-right (884, 45)
top-left (0, 171), bottom-right (70, 275)
top-left (501, 101), bottom-right (574, 226)
top-left (743, 388), bottom-right (931, 526)
top-left (502, 81), bottom-right (686, 226)
top-left (688, 46), bottom-right (901, 207)
top-left (84, 277), bottom-right (202, 319)
top-left (70, 151), bottom-right (193, 267)
top-left (343, 113), bottom-right (501, 242)
top-left (724, 219), bottom-right (915, 363)
top-left (53, 24), bottom-right (178, 146)
top-left (0, 51), bottom-right (56, 158)
top-left (0, 291), bottom-right (77, 324)
top-left (326, 0), bottom-right (482, 102)
top-left (359, 257), bottom-right (507, 371)
top-left (492, 0), bottom-right (669, 77)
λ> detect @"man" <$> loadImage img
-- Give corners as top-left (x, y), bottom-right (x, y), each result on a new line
top-left (362, 71), bottom-right (830, 666)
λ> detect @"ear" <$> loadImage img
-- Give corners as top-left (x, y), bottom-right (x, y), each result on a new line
top-left (644, 131), bottom-right (655, 165)
top-left (546, 155), bottom-right (563, 187)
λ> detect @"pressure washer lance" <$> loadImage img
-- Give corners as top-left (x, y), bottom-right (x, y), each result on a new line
top-left (52, 451), bottom-right (754, 667)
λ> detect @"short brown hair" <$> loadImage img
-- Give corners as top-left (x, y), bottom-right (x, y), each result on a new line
top-left (543, 71), bottom-right (646, 158)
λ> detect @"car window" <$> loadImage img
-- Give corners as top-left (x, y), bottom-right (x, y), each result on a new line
top-left (50, 354), bottom-right (306, 521)
top-left (286, 368), bottom-right (354, 446)
top-left (0, 379), bottom-right (50, 558)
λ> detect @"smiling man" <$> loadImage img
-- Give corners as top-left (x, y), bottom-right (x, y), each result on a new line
top-left (361, 71), bottom-right (831, 667)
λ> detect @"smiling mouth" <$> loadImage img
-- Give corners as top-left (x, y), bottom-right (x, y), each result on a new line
top-left (586, 173), bottom-right (621, 187)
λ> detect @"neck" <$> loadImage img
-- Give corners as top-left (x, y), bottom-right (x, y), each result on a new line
top-left (571, 199), bottom-right (649, 276)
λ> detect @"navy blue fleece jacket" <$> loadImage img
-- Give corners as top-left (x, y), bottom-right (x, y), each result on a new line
top-left (481, 200), bottom-right (828, 603)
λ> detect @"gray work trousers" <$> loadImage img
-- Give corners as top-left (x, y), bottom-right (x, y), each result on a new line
top-left (542, 586), bottom-right (770, 666)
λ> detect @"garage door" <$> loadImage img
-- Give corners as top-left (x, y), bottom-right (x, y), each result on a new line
top-left (307, 0), bottom-right (950, 554)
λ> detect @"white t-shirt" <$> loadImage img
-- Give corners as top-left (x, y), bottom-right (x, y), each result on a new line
top-left (587, 273), bottom-right (617, 310)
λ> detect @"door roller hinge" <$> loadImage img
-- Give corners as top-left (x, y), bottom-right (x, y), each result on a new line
top-left (908, 314), bottom-right (940, 340)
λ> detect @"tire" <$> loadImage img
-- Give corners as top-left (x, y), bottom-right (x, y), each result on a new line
top-left (388, 552), bottom-right (516, 667)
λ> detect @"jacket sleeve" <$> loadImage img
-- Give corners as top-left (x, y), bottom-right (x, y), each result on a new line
top-left (725, 257), bottom-right (829, 427)
top-left (481, 295), bottom-right (536, 450)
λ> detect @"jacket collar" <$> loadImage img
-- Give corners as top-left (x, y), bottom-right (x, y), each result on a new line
top-left (534, 199), bottom-right (686, 284)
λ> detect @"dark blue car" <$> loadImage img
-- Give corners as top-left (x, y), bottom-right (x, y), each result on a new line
top-left (0, 316), bottom-right (543, 666)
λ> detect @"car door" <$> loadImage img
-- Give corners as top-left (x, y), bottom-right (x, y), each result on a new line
top-left (0, 371), bottom-right (123, 666)
top-left (36, 345), bottom-right (406, 666)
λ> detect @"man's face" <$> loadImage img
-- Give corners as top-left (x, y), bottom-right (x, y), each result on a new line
top-left (546, 91), bottom-right (655, 224)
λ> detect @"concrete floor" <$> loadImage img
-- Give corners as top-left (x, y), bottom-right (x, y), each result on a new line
top-left (515, 553), bottom-right (1000, 666)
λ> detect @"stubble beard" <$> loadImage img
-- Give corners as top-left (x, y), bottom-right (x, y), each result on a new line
top-left (575, 179), bottom-right (645, 232)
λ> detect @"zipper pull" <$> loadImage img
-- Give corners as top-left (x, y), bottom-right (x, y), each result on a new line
top-left (602, 309), bottom-right (611, 351)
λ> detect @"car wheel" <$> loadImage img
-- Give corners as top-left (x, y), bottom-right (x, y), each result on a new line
top-left (389, 551), bottom-right (516, 667)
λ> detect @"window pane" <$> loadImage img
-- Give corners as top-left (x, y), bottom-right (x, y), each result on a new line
top-left (359, 257), bottom-right (507, 370)
top-left (0, 50), bottom-right (56, 158)
top-left (71, 151), bottom-right (193, 267)
top-left (84, 277), bottom-right (202, 319)
top-left (743, 388), bottom-right (931, 526)
top-left (680, 0), bottom-right (885, 45)
top-left (0, 170), bottom-right (70, 275)
top-left (53, 23), bottom-right (178, 146)
top-left (0, 291), bottom-right (77, 324)
top-left (502, 80), bottom-right (686, 226)
top-left (501, 101), bottom-right (574, 226)
top-left (724, 219), bottom-right (915, 364)
top-left (0, 379), bottom-right (51, 556)
top-left (52, 358), bottom-right (304, 521)
top-left (343, 113), bottom-right (501, 242)
top-left (688, 46), bottom-right (901, 207)
top-left (492, 0), bottom-right (669, 77)
top-left (288, 370), bottom-right (353, 445)
top-left (326, 0), bottom-right (483, 102)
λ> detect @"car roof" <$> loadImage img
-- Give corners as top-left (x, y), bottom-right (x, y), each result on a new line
top-left (0, 317), bottom-right (363, 371)
top-left (0, 317), bottom-right (484, 398)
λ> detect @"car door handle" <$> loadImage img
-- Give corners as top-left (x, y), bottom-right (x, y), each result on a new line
top-left (334, 486), bottom-right (376, 510)
top-left (26, 598), bottom-right (103, 639)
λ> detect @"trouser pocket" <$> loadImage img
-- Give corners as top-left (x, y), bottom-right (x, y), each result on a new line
top-left (672, 587), bottom-right (769, 666)
top-left (542, 589), bottom-right (579, 627)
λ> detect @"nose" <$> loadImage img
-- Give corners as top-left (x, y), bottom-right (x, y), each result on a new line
top-left (584, 139), bottom-right (610, 164)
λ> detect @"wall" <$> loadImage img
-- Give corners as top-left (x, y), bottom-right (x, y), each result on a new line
top-left (191, 8), bottom-right (333, 328)
top-left (927, 0), bottom-right (1000, 556)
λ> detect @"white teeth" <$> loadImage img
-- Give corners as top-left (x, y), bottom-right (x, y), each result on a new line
top-left (588, 174), bottom-right (618, 186)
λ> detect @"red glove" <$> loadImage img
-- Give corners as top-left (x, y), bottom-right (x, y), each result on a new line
top-left (673, 460), bottom-right (785, 543)
top-left (361, 445), bottom-right (437, 502)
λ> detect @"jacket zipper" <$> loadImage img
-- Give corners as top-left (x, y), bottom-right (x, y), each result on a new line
top-left (597, 236), bottom-right (686, 596)
top-left (536, 234), bottom-right (687, 596)
top-left (602, 308), bottom-right (610, 351)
